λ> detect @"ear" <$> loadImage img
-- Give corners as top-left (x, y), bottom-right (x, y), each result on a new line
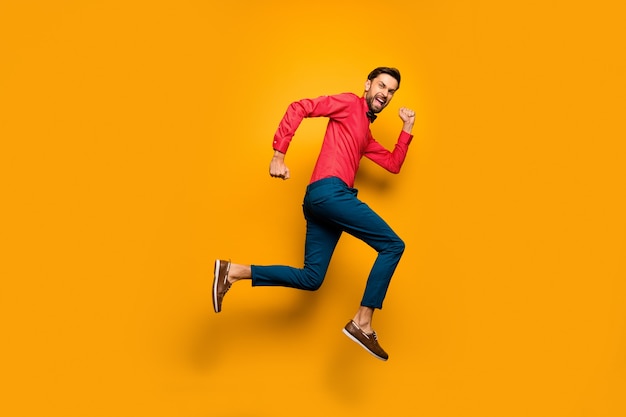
top-left (365, 80), bottom-right (371, 91)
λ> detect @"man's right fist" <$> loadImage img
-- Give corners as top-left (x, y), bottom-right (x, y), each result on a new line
top-left (269, 151), bottom-right (290, 180)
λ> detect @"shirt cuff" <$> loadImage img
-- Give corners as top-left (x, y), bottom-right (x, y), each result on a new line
top-left (399, 130), bottom-right (414, 145)
top-left (273, 136), bottom-right (290, 154)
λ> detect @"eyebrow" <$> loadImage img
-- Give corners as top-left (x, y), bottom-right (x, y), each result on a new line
top-left (379, 81), bottom-right (396, 92)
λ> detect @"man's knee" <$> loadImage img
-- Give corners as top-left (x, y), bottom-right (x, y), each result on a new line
top-left (300, 277), bottom-right (323, 291)
top-left (389, 236), bottom-right (405, 256)
top-left (299, 269), bottom-right (324, 291)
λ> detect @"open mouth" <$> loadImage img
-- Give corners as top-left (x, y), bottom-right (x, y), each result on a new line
top-left (375, 96), bottom-right (386, 107)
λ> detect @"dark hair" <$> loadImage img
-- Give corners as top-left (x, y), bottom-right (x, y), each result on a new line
top-left (367, 67), bottom-right (401, 89)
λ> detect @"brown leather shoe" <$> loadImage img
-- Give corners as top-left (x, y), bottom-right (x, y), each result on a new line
top-left (342, 320), bottom-right (389, 361)
top-left (212, 259), bottom-right (231, 313)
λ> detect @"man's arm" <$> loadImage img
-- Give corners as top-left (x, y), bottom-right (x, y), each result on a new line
top-left (269, 93), bottom-right (354, 180)
top-left (363, 106), bottom-right (416, 174)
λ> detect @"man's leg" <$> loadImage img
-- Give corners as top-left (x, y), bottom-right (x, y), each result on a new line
top-left (302, 179), bottom-right (403, 361)
top-left (340, 206), bottom-right (404, 336)
top-left (214, 218), bottom-right (340, 312)
top-left (309, 184), bottom-right (405, 316)
top-left (215, 181), bottom-right (342, 311)
top-left (249, 213), bottom-right (341, 291)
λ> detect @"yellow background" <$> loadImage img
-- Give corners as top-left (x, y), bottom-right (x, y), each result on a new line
top-left (2, 1), bottom-right (625, 416)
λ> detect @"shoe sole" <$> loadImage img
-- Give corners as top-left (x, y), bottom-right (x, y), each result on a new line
top-left (212, 260), bottom-right (221, 313)
top-left (342, 328), bottom-right (388, 361)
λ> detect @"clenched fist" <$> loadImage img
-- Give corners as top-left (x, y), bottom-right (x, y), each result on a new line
top-left (399, 107), bottom-right (416, 123)
top-left (269, 151), bottom-right (291, 180)
top-left (399, 107), bottom-right (415, 134)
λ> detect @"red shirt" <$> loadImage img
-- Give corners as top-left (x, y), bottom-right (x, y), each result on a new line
top-left (272, 93), bottom-right (413, 187)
